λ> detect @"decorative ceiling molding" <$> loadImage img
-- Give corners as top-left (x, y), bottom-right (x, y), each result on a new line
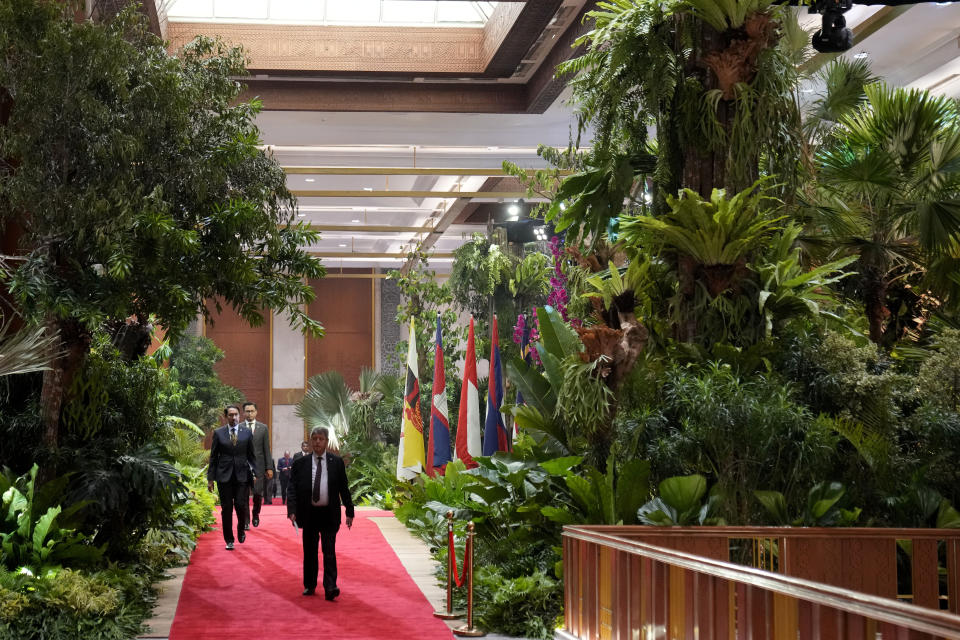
top-left (167, 23), bottom-right (487, 73)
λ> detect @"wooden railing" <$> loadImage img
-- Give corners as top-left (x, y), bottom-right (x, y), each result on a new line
top-left (560, 526), bottom-right (960, 640)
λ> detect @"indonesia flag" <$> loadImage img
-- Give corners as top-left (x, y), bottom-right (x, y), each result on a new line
top-left (455, 316), bottom-right (481, 468)
top-left (483, 315), bottom-right (510, 455)
top-left (397, 318), bottom-right (425, 480)
top-left (426, 313), bottom-right (452, 477)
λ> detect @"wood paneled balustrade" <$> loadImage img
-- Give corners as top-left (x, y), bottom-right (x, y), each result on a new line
top-left (560, 526), bottom-right (960, 640)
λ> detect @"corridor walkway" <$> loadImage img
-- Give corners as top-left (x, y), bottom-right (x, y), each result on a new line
top-left (164, 504), bottom-right (455, 640)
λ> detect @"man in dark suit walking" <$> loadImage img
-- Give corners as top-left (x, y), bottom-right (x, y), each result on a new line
top-left (242, 402), bottom-right (274, 528)
top-left (208, 405), bottom-right (257, 550)
top-left (287, 426), bottom-right (354, 600)
top-left (292, 440), bottom-right (310, 461)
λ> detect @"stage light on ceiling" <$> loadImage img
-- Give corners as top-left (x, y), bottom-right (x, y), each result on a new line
top-left (810, 0), bottom-right (854, 54)
top-left (853, 52), bottom-right (869, 59)
top-left (304, 178), bottom-right (315, 182)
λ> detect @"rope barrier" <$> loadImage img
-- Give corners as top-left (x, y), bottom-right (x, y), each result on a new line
top-left (449, 527), bottom-right (466, 587)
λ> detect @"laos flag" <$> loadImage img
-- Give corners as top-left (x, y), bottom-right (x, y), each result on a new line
top-left (427, 313), bottom-right (452, 476)
top-left (483, 315), bottom-right (510, 455)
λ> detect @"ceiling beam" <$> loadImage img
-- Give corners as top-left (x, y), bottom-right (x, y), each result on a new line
top-left (401, 197), bottom-right (472, 274)
top-left (240, 80), bottom-right (529, 113)
top-left (284, 167), bottom-right (571, 176)
top-left (311, 252), bottom-right (454, 259)
top-left (310, 224), bottom-right (434, 233)
top-left (292, 190), bottom-right (528, 199)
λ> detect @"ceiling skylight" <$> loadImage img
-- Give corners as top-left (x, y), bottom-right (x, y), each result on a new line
top-left (166, 1), bottom-right (498, 26)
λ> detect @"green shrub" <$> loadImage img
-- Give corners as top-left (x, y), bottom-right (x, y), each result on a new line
top-left (473, 566), bottom-right (562, 640)
top-left (0, 565), bottom-right (155, 639)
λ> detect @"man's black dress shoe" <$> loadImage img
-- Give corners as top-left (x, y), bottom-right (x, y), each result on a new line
top-left (238, 531), bottom-right (245, 544)
top-left (252, 518), bottom-right (260, 527)
top-left (324, 588), bottom-right (340, 601)
top-left (244, 523), bottom-right (250, 530)
top-left (302, 588), bottom-right (315, 596)
top-left (225, 542), bottom-right (234, 550)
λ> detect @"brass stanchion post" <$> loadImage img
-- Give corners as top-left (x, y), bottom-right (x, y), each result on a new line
top-left (453, 522), bottom-right (485, 637)
top-left (434, 511), bottom-right (462, 619)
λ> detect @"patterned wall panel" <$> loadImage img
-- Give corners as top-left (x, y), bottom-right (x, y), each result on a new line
top-left (306, 274), bottom-right (374, 388)
top-left (204, 303), bottom-right (271, 430)
top-left (379, 274), bottom-right (402, 376)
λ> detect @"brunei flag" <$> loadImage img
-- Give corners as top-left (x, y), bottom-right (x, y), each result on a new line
top-left (455, 316), bottom-right (481, 468)
top-left (426, 313), bottom-right (452, 477)
top-left (396, 318), bottom-right (425, 480)
top-left (483, 315), bottom-right (510, 455)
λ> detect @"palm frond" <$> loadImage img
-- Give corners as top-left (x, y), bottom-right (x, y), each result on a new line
top-left (0, 316), bottom-right (60, 377)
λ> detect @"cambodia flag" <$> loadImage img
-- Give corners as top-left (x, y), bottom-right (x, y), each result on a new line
top-left (456, 316), bottom-right (481, 468)
top-left (427, 314), bottom-right (452, 476)
top-left (483, 315), bottom-right (510, 455)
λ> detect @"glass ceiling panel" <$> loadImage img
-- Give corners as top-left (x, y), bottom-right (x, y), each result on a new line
top-left (167, 1), bottom-right (499, 26)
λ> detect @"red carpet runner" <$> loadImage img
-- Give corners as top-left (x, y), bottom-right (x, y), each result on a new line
top-left (169, 504), bottom-right (454, 639)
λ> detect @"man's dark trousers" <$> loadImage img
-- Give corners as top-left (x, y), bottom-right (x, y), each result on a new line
top-left (301, 513), bottom-right (340, 593)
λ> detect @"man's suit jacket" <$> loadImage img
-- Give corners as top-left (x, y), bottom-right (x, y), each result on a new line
top-left (207, 424), bottom-right (257, 485)
top-left (287, 452), bottom-right (354, 528)
top-left (246, 420), bottom-right (274, 492)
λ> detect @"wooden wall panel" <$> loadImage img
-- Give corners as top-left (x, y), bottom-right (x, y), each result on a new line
top-left (204, 302), bottom-right (271, 430)
top-left (307, 272), bottom-right (374, 389)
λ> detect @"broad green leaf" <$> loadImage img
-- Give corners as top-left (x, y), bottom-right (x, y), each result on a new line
top-left (506, 357), bottom-right (555, 414)
top-left (754, 490), bottom-right (790, 525)
top-left (615, 459), bottom-right (650, 525)
top-left (541, 506), bottom-right (578, 525)
top-left (539, 456), bottom-right (583, 476)
top-left (937, 499), bottom-right (960, 529)
top-left (535, 306), bottom-right (582, 359)
top-left (659, 474), bottom-right (707, 515)
top-left (807, 481), bottom-right (845, 520)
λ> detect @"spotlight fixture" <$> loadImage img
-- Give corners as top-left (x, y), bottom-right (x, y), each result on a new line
top-left (809, 0), bottom-right (854, 53)
top-left (507, 204), bottom-right (520, 216)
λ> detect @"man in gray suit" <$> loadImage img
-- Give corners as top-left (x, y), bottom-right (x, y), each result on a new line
top-left (243, 401), bottom-right (275, 528)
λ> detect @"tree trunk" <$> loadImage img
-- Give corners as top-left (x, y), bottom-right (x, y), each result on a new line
top-left (863, 269), bottom-right (889, 345)
top-left (39, 316), bottom-right (89, 478)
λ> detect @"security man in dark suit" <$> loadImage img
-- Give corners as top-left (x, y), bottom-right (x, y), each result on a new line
top-left (287, 426), bottom-right (354, 600)
top-left (207, 405), bottom-right (257, 550)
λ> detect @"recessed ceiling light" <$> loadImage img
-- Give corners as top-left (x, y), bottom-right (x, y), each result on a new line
top-left (352, 219), bottom-right (361, 223)
top-left (338, 243), bottom-right (347, 247)
top-left (853, 52), bottom-right (869, 59)
top-left (304, 178), bottom-right (315, 182)
top-left (363, 187), bottom-right (373, 192)
top-left (486, 146), bottom-right (499, 151)
top-left (297, 213), bottom-right (305, 217)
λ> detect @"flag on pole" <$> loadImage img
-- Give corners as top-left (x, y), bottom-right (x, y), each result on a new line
top-left (397, 318), bottom-right (424, 480)
top-left (514, 317), bottom-right (532, 442)
top-left (483, 315), bottom-right (510, 455)
top-left (427, 313), bottom-right (452, 477)
top-left (456, 316), bottom-right (481, 468)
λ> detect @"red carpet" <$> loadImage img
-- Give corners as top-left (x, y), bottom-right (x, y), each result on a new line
top-left (168, 504), bottom-right (454, 639)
